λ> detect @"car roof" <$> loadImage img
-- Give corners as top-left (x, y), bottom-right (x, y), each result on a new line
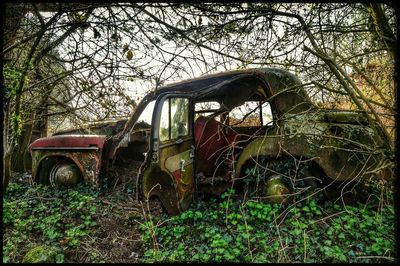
top-left (143, 68), bottom-right (313, 112)
top-left (122, 68), bottom-right (314, 134)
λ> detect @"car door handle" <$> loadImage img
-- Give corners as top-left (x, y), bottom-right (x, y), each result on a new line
top-left (179, 159), bottom-right (186, 173)
top-left (189, 145), bottom-right (195, 159)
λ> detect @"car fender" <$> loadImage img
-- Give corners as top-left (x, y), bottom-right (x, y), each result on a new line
top-left (235, 123), bottom-right (387, 182)
top-left (29, 135), bottom-right (107, 187)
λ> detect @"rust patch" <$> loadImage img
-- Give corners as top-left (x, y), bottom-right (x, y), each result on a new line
top-left (31, 149), bottom-right (103, 188)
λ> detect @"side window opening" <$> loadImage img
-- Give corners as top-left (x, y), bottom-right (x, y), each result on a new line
top-left (159, 100), bottom-right (170, 142)
top-left (159, 98), bottom-right (189, 142)
top-left (134, 100), bottom-right (155, 129)
top-left (171, 98), bottom-right (189, 139)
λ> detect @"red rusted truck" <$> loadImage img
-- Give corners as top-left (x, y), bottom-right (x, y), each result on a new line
top-left (29, 68), bottom-right (391, 215)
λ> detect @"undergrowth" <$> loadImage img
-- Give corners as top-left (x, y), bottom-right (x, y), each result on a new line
top-left (139, 184), bottom-right (396, 263)
top-left (3, 177), bottom-right (396, 263)
top-left (3, 182), bottom-right (100, 263)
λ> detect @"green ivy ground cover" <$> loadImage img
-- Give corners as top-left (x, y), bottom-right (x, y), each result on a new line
top-left (3, 180), bottom-right (396, 263)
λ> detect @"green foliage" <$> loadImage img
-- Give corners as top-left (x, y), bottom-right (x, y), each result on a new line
top-left (3, 66), bottom-right (23, 100)
top-left (3, 182), bottom-right (99, 263)
top-left (4, 63), bottom-right (36, 145)
top-left (22, 245), bottom-right (59, 263)
top-left (4, 66), bottom-right (25, 141)
top-left (10, 113), bottom-right (23, 141)
top-left (139, 189), bottom-right (395, 263)
top-left (3, 177), bottom-right (395, 263)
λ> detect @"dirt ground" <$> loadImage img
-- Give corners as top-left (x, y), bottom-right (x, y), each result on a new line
top-left (63, 181), bottom-right (165, 263)
top-left (64, 160), bottom-right (164, 263)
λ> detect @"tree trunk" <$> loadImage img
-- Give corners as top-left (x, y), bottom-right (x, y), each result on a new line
top-left (365, 3), bottom-right (396, 59)
top-left (3, 149), bottom-right (12, 191)
top-left (3, 104), bottom-right (11, 190)
top-left (13, 121), bottom-right (35, 172)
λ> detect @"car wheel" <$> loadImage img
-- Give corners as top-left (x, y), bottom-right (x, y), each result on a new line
top-left (39, 157), bottom-right (82, 187)
top-left (243, 159), bottom-right (294, 204)
top-left (242, 157), bottom-right (322, 204)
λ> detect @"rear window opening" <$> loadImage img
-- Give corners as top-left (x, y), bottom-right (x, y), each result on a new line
top-left (228, 101), bottom-right (273, 127)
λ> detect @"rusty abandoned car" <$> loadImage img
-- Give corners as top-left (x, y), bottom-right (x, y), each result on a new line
top-left (29, 68), bottom-right (390, 215)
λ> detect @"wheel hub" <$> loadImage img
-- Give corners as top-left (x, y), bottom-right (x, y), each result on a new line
top-left (49, 162), bottom-right (81, 187)
top-left (264, 174), bottom-right (292, 204)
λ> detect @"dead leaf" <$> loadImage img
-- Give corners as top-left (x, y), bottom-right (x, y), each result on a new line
top-left (127, 50), bottom-right (134, 60)
top-left (123, 44), bottom-right (129, 53)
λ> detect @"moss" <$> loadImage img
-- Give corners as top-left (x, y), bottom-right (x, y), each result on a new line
top-left (324, 111), bottom-right (368, 125)
top-left (22, 245), bottom-right (57, 263)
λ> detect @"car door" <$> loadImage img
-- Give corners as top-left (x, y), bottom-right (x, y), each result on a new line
top-left (150, 94), bottom-right (195, 212)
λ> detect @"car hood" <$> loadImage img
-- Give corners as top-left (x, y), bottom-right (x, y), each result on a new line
top-left (29, 134), bottom-right (108, 150)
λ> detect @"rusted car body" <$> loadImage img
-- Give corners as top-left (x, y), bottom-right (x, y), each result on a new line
top-left (52, 119), bottom-right (128, 136)
top-left (29, 68), bottom-right (390, 215)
